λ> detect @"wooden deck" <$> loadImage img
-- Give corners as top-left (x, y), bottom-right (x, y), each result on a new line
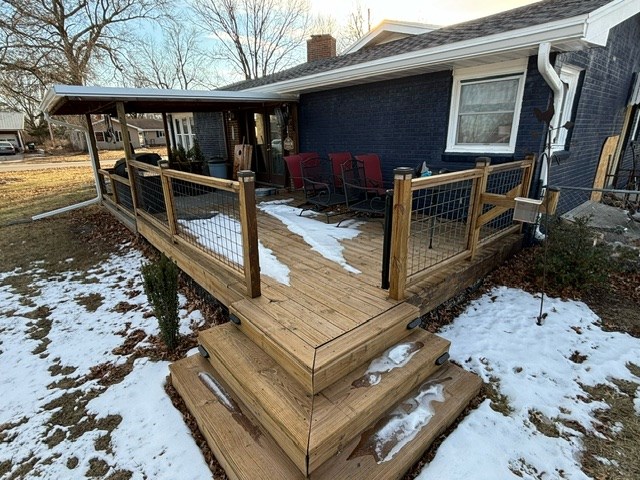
top-left (113, 162), bottom-right (528, 479)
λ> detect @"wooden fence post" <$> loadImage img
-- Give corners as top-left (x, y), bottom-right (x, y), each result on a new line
top-left (389, 167), bottom-right (414, 301)
top-left (158, 160), bottom-right (178, 238)
top-left (238, 170), bottom-right (261, 298)
top-left (467, 158), bottom-right (491, 260)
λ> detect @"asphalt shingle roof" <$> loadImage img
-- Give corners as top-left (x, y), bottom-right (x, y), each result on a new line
top-left (223, 0), bottom-right (612, 91)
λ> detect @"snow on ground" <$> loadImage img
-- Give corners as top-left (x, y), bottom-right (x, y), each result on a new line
top-left (418, 287), bottom-right (640, 480)
top-left (0, 245), bottom-right (212, 479)
top-left (258, 199), bottom-right (363, 274)
top-left (178, 213), bottom-right (290, 285)
top-left (3, 236), bottom-right (640, 480)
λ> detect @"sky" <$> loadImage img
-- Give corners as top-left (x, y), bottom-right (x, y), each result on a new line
top-left (309, 0), bottom-right (541, 28)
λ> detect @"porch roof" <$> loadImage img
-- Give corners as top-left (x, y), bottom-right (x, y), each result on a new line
top-left (40, 85), bottom-right (299, 116)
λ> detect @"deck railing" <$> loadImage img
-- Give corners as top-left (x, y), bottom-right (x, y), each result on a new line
top-left (122, 160), bottom-right (260, 298)
top-left (98, 168), bottom-right (135, 215)
top-left (387, 157), bottom-right (534, 300)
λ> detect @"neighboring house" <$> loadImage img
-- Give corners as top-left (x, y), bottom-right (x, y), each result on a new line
top-left (221, 0), bottom-right (640, 202)
top-left (0, 112), bottom-right (25, 151)
top-left (92, 117), bottom-right (167, 150)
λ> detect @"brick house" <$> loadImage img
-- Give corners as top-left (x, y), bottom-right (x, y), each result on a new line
top-left (217, 0), bottom-right (640, 199)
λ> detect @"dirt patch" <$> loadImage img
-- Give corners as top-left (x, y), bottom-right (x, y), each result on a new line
top-left (66, 457), bottom-right (79, 469)
top-left (528, 410), bottom-right (561, 438)
top-left (75, 292), bottom-right (104, 312)
top-left (86, 457), bottom-right (110, 477)
top-left (581, 379), bottom-right (640, 480)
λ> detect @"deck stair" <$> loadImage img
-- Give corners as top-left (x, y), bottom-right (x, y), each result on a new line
top-left (170, 319), bottom-right (482, 479)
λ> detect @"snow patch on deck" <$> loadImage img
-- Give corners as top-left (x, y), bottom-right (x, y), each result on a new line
top-left (198, 371), bottom-right (235, 411)
top-left (258, 200), bottom-right (362, 274)
top-left (178, 213), bottom-right (290, 285)
top-left (353, 341), bottom-right (424, 388)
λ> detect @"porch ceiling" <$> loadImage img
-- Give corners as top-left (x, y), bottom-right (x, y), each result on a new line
top-left (40, 85), bottom-right (299, 116)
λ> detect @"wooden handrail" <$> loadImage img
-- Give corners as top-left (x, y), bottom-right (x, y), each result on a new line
top-left (162, 168), bottom-right (240, 192)
top-left (411, 169), bottom-right (482, 190)
top-left (486, 158), bottom-right (533, 173)
top-left (129, 159), bottom-right (160, 173)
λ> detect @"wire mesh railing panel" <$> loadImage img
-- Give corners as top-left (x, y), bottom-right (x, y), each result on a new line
top-left (130, 166), bottom-right (169, 225)
top-left (408, 179), bottom-right (473, 276)
top-left (111, 176), bottom-right (134, 213)
top-left (171, 179), bottom-right (243, 273)
top-left (479, 167), bottom-right (524, 242)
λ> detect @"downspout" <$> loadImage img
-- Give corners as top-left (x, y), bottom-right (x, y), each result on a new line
top-left (533, 42), bottom-right (564, 240)
top-left (32, 114), bottom-right (102, 221)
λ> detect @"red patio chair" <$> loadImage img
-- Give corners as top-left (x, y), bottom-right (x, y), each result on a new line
top-left (284, 152), bottom-right (318, 190)
top-left (355, 153), bottom-right (386, 195)
top-left (328, 152), bottom-right (353, 188)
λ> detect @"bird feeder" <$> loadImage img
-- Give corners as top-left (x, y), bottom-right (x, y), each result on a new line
top-left (513, 197), bottom-right (543, 223)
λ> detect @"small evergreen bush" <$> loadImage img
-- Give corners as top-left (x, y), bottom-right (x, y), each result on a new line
top-left (536, 216), bottom-right (612, 292)
top-left (142, 254), bottom-right (180, 350)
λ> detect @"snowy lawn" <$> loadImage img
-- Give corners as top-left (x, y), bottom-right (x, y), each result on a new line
top-left (0, 244), bottom-right (213, 479)
top-left (1, 241), bottom-right (639, 479)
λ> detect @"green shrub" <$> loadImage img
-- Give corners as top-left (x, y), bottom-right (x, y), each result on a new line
top-left (142, 254), bottom-right (180, 350)
top-left (536, 216), bottom-right (612, 292)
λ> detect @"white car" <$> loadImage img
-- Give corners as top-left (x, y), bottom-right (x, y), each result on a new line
top-left (0, 141), bottom-right (16, 156)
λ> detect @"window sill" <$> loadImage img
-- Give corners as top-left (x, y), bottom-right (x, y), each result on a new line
top-left (445, 146), bottom-right (515, 155)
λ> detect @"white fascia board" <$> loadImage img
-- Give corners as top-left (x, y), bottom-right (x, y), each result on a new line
top-left (246, 16), bottom-right (593, 95)
top-left (583, 0), bottom-right (640, 46)
top-left (343, 20), bottom-right (439, 54)
top-left (40, 85), bottom-right (299, 114)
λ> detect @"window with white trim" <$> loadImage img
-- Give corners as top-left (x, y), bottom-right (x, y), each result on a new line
top-left (172, 113), bottom-right (196, 150)
top-left (551, 64), bottom-right (582, 151)
top-left (446, 60), bottom-right (528, 154)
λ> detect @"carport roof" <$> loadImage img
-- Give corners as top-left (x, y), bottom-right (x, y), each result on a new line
top-left (40, 85), bottom-right (299, 116)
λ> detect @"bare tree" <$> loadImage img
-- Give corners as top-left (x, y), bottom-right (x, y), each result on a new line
top-left (124, 20), bottom-right (216, 90)
top-left (0, 0), bottom-right (165, 86)
top-left (343, 1), bottom-right (368, 48)
top-left (191, 0), bottom-right (311, 81)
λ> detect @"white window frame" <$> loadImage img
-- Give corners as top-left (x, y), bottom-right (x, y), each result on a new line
top-left (551, 64), bottom-right (582, 151)
top-left (446, 59), bottom-right (528, 154)
top-left (172, 113), bottom-right (196, 150)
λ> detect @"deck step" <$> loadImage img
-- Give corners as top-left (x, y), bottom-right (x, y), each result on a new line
top-left (198, 323), bottom-right (450, 475)
top-left (311, 362), bottom-right (483, 480)
top-left (169, 354), bottom-right (303, 480)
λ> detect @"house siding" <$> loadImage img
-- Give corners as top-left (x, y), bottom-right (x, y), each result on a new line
top-left (298, 56), bottom-right (549, 182)
top-left (194, 112), bottom-right (228, 161)
top-left (552, 14), bottom-right (640, 192)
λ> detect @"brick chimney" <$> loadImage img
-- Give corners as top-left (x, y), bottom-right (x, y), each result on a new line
top-left (307, 34), bottom-right (337, 62)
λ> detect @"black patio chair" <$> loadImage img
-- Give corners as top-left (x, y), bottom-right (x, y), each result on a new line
top-left (300, 156), bottom-right (346, 221)
top-left (338, 159), bottom-right (386, 227)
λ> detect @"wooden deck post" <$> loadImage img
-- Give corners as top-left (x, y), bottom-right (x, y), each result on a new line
top-left (158, 160), bottom-right (178, 237)
top-left (389, 167), bottom-right (414, 301)
top-left (238, 170), bottom-right (261, 298)
top-left (467, 158), bottom-right (491, 260)
top-left (85, 114), bottom-right (105, 195)
top-left (116, 102), bottom-right (140, 212)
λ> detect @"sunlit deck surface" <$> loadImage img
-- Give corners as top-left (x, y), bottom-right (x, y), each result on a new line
top-left (136, 189), bottom-right (521, 393)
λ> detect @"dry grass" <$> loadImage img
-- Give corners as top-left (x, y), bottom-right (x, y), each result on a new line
top-left (23, 146), bottom-right (166, 164)
top-left (0, 167), bottom-right (96, 225)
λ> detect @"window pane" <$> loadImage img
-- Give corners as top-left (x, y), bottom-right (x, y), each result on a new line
top-left (457, 112), bottom-right (514, 144)
top-left (459, 78), bottom-right (519, 114)
top-left (174, 119), bottom-right (181, 134)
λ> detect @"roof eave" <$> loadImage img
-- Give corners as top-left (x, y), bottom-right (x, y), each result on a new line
top-left (40, 85), bottom-right (299, 115)
top-left (244, 13), bottom-right (609, 95)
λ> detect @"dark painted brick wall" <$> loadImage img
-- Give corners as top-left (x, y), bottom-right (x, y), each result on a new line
top-left (298, 56), bottom-right (550, 182)
top-left (551, 14), bottom-right (640, 190)
top-left (194, 111), bottom-right (227, 161)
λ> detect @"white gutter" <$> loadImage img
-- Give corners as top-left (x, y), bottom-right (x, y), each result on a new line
top-left (32, 115), bottom-right (102, 221)
top-left (537, 42), bottom-right (564, 142)
top-left (534, 42), bottom-right (565, 241)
